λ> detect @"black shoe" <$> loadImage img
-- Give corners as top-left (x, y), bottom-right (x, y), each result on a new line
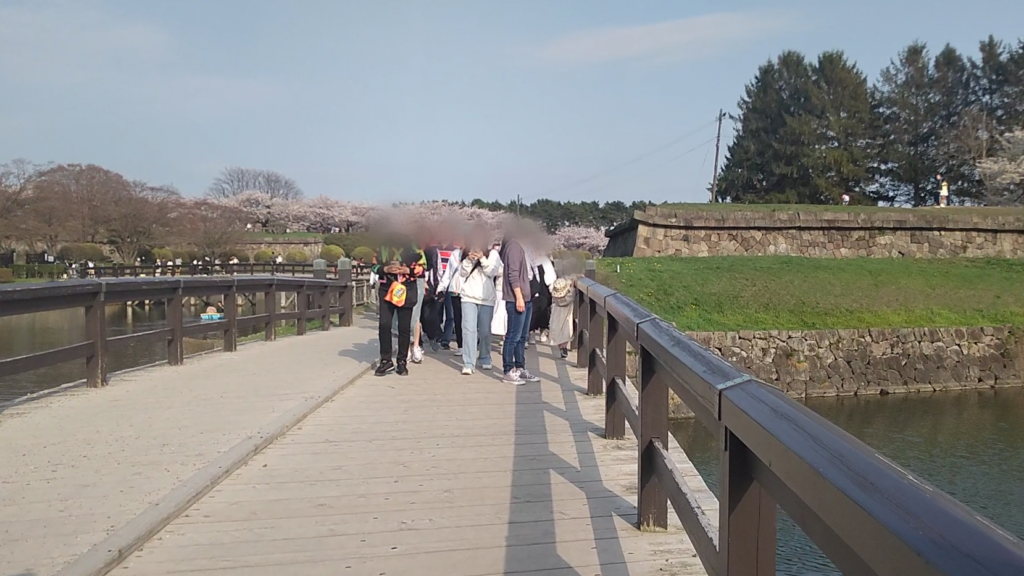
top-left (560, 348), bottom-right (569, 359)
top-left (440, 344), bottom-right (451, 351)
top-left (396, 362), bottom-right (409, 376)
top-left (375, 359), bottom-right (395, 376)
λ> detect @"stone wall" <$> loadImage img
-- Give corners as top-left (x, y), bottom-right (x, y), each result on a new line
top-left (237, 239), bottom-right (324, 260)
top-left (688, 326), bottom-right (1023, 397)
top-left (604, 207), bottom-right (1024, 259)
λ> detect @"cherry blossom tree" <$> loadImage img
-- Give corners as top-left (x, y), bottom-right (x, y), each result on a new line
top-left (553, 225), bottom-right (607, 256)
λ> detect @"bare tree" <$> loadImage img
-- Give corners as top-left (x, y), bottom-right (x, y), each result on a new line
top-left (978, 130), bottom-right (1024, 205)
top-left (175, 200), bottom-right (247, 257)
top-left (104, 182), bottom-right (182, 263)
top-left (0, 159), bottom-right (47, 230)
top-left (205, 167), bottom-right (304, 201)
top-left (30, 163), bottom-right (134, 244)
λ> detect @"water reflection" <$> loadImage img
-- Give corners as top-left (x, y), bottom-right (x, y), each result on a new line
top-left (672, 388), bottom-right (1024, 576)
top-left (0, 300), bottom-right (264, 403)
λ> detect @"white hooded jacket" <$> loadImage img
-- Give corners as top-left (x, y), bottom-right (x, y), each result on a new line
top-left (458, 248), bottom-right (500, 306)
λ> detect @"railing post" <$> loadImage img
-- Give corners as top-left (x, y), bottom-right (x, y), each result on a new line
top-left (85, 287), bottom-right (107, 387)
top-left (575, 260), bottom-right (597, 368)
top-left (588, 293), bottom-right (605, 396)
top-left (167, 286), bottom-right (184, 365)
top-left (265, 283), bottom-right (277, 341)
top-left (320, 285), bottom-right (330, 331)
top-left (337, 258), bottom-right (353, 327)
top-left (297, 284), bottom-right (308, 335)
top-left (223, 283), bottom-right (237, 352)
top-left (638, 346), bottom-right (668, 530)
top-left (720, 429), bottom-right (777, 576)
top-left (604, 314), bottom-right (627, 439)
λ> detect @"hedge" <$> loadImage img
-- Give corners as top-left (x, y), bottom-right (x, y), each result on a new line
top-left (320, 245), bottom-right (345, 262)
top-left (284, 249), bottom-right (309, 263)
top-left (351, 246), bottom-right (376, 263)
top-left (57, 243), bottom-right (107, 263)
top-left (253, 249), bottom-right (274, 263)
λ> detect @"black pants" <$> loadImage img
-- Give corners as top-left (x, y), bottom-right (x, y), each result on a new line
top-left (420, 296), bottom-right (442, 343)
top-left (451, 295), bottom-right (463, 348)
top-left (379, 299), bottom-right (413, 362)
top-left (531, 288), bottom-right (551, 332)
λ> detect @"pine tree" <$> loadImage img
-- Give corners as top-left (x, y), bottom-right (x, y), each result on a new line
top-left (873, 42), bottom-right (940, 206)
top-left (717, 51), bottom-right (816, 202)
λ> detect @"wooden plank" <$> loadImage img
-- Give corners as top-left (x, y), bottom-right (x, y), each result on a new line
top-left (0, 342), bottom-right (93, 378)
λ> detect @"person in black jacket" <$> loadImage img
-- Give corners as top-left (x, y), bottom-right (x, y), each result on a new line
top-left (371, 234), bottom-right (425, 376)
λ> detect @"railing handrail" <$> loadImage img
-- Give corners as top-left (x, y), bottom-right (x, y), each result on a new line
top-left (573, 264), bottom-right (1024, 576)
top-left (0, 269), bottom-right (357, 390)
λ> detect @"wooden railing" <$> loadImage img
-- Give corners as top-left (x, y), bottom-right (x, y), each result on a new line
top-left (574, 261), bottom-right (1024, 576)
top-left (0, 266), bottom-right (355, 388)
top-left (79, 262), bottom-right (372, 280)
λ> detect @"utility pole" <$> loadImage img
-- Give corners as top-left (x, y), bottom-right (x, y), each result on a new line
top-left (516, 194), bottom-right (521, 216)
top-left (709, 109), bottom-right (725, 203)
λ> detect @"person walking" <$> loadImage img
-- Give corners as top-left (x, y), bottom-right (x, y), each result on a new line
top-left (372, 234), bottom-right (424, 377)
top-left (549, 277), bottom-right (575, 359)
top-left (458, 226), bottom-right (500, 375)
top-left (529, 251), bottom-right (556, 344)
top-left (437, 232), bottom-right (464, 353)
top-left (500, 225), bottom-right (541, 385)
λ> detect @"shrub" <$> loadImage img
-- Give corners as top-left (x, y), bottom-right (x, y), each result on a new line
top-left (171, 248), bottom-right (199, 262)
top-left (253, 249), bottom-right (274, 263)
top-left (323, 232), bottom-right (378, 255)
top-left (235, 252), bottom-right (251, 263)
top-left (351, 246), bottom-right (376, 263)
top-left (58, 243), bottom-right (107, 263)
top-left (320, 245), bottom-right (345, 262)
top-left (10, 263), bottom-right (67, 279)
top-left (285, 249), bottom-right (309, 264)
top-left (152, 247), bottom-right (174, 262)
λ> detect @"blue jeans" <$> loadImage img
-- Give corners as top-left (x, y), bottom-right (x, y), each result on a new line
top-left (441, 292), bottom-right (455, 345)
top-left (461, 301), bottom-right (494, 370)
top-left (502, 300), bottom-right (533, 374)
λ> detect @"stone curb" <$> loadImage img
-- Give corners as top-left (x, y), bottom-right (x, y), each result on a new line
top-left (54, 360), bottom-right (374, 576)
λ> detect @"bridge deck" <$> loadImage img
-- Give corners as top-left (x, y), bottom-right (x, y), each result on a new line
top-left (3, 315), bottom-right (711, 576)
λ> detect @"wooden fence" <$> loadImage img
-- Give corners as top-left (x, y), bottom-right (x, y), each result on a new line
top-left (0, 271), bottom-right (354, 388)
top-left (574, 261), bottom-right (1024, 576)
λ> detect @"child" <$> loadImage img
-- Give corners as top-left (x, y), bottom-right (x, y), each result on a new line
top-left (548, 277), bottom-right (575, 359)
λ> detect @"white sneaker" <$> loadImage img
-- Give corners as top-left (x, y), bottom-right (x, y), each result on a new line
top-left (461, 366), bottom-right (473, 375)
top-left (539, 333), bottom-right (548, 343)
top-left (412, 346), bottom-right (424, 363)
top-left (528, 333), bottom-right (537, 344)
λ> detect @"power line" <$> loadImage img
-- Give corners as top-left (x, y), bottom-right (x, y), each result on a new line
top-left (524, 116), bottom-right (719, 201)
top-left (555, 136), bottom-right (718, 200)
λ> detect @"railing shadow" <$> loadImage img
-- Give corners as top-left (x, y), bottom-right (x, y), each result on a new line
top-left (502, 344), bottom-right (635, 575)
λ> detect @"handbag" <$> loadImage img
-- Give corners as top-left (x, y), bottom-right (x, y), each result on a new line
top-left (383, 280), bottom-right (407, 307)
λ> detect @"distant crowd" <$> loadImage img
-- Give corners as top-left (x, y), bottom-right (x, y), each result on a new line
top-left (370, 219), bottom-right (577, 385)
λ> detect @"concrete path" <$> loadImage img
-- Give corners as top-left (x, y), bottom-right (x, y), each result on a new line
top-left (117, 343), bottom-right (711, 576)
top-left (0, 318), bottom-right (378, 576)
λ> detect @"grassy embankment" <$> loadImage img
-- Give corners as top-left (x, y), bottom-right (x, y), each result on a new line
top-left (653, 203), bottom-right (1024, 215)
top-left (598, 257), bottom-right (1024, 332)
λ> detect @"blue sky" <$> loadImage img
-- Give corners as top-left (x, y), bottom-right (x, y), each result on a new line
top-left (2, 0), bottom-right (1022, 204)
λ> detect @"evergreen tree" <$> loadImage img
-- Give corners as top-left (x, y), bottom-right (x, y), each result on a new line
top-left (717, 51), bottom-right (817, 202)
top-left (872, 42), bottom-right (940, 206)
top-left (717, 50), bottom-right (876, 204)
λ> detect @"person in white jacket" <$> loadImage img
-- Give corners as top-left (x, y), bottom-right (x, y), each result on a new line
top-left (458, 227), bottom-right (501, 374)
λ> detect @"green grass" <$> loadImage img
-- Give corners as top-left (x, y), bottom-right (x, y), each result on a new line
top-left (599, 257), bottom-right (1024, 332)
top-left (654, 203), bottom-right (1024, 215)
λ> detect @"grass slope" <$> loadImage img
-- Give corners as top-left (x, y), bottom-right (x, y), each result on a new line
top-left (653, 203), bottom-right (1024, 215)
top-left (598, 257), bottom-right (1024, 332)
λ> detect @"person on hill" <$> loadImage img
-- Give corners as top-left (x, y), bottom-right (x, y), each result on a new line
top-left (457, 225), bottom-right (500, 375)
top-left (499, 223), bottom-right (541, 385)
top-left (372, 232), bottom-right (425, 377)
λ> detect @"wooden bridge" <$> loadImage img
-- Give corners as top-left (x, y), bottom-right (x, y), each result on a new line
top-left (1, 262), bottom-right (1023, 576)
